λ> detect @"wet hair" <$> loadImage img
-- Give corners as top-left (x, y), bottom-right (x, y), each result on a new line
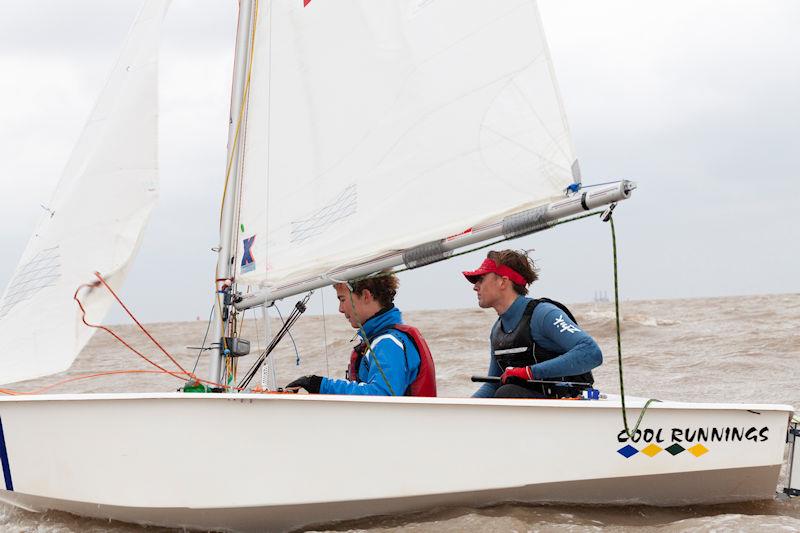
top-left (487, 250), bottom-right (538, 295)
top-left (339, 272), bottom-right (399, 309)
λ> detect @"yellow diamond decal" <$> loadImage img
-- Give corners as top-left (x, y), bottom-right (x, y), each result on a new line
top-left (641, 444), bottom-right (663, 457)
top-left (688, 444), bottom-right (709, 457)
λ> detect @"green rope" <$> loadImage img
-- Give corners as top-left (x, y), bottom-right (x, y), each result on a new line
top-left (347, 286), bottom-right (397, 396)
top-left (336, 211), bottom-right (607, 397)
top-left (387, 209), bottom-right (606, 277)
top-left (608, 215), bottom-right (660, 438)
top-left (336, 204), bottom-right (659, 429)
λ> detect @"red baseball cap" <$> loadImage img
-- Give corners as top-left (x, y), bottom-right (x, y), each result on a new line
top-left (462, 258), bottom-right (527, 286)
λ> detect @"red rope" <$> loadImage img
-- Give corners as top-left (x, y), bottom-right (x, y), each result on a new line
top-left (0, 278), bottom-right (243, 395)
top-left (72, 280), bottom-right (193, 382)
top-left (0, 370), bottom-right (166, 396)
top-left (81, 273), bottom-right (242, 391)
top-left (92, 272), bottom-right (195, 378)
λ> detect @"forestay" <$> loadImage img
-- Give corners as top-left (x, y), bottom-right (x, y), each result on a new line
top-left (0, 1), bottom-right (169, 385)
top-left (234, 0), bottom-right (578, 289)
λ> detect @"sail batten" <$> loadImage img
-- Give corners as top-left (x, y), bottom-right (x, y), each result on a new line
top-left (0, 1), bottom-right (169, 385)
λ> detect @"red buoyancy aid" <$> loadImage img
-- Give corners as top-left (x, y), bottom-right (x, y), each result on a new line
top-left (346, 324), bottom-right (437, 397)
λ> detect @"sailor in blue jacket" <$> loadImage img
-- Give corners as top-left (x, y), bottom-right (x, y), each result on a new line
top-left (463, 250), bottom-right (602, 399)
top-left (285, 274), bottom-right (433, 396)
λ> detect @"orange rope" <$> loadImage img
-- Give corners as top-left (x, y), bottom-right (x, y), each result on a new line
top-left (75, 275), bottom-right (245, 392)
top-left (0, 278), bottom-right (246, 396)
top-left (92, 272), bottom-right (194, 378)
top-left (0, 370), bottom-right (166, 396)
top-left (72, 280), bottom-right (194, 381)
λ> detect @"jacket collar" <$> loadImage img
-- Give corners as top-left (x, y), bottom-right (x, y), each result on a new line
top-left (359, 306), bottom-right (402, 340)
top-left (499, 295), bottom-right (530, 333)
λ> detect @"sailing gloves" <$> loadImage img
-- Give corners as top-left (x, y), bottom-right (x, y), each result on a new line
top-left (501, 366), bottom-right (533, 385)
top-left (286, 375), bottom-right (322, 394)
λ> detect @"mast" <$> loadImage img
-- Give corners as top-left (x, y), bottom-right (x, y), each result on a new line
top-left (209, 0), bottom-right (255, 387)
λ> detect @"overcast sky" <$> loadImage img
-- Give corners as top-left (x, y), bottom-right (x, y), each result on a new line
top-left (1, 0), bottom-right (798, 324)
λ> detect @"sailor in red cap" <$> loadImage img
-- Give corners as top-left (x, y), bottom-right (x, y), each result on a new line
top-left (463, 250), bottom-right (602, 398)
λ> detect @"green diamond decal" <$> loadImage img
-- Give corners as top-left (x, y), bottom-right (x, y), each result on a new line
top-left (665, 443), bottom-right (685, 455)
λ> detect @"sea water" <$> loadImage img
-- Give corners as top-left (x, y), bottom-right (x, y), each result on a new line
top-left (2, 294), bottom-right (799, 532)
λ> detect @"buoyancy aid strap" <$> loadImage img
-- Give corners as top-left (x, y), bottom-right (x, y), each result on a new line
top-left (530, 297), bottom-right (594, 386)
top-left (392, 324), bottom-right (437, 397)
top-left (533, 297), bottom-right (579, 324)
top-left (345, 318), bottom-right (435, 396)
top-left (346, 343), bottom-right (365, 382)
top-left (346, 330), bottom-right (406, 387)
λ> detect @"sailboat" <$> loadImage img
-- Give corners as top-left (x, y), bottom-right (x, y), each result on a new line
top-left (0, 1), bottom-right (796, 532)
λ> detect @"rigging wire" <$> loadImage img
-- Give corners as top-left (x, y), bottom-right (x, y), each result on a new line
top-left (191, 304), bottom-right (217, 376)
top-left (249, 300), bottom-right (267, 388)
top-left (275, 303), bottom-right (301, 366)
top-left (320, 289), bottom-right (330, 377)
top-left (237, 293), bottom-right (311, 390)
top-left (259, 305), bottom-right (277, 389)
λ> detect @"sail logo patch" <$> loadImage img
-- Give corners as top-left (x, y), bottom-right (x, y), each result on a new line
top-left (241, 235), bottom-right (256, 274)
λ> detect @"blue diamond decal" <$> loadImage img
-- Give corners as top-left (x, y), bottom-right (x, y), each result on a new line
top-left (617, 444), bottom-right (638, 458)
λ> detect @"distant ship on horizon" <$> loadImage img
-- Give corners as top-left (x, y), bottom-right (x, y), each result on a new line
top-left (593, 290), bottom-right (610, 303)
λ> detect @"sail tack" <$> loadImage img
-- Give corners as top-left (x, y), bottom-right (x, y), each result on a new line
top-left (0, 1), bottom-right (169, 385)
top-left (234, 0), bottom-right (578, 290)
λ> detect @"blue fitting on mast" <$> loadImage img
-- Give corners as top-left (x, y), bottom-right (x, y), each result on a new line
top-left (566, 183), bottom-right (581, 194)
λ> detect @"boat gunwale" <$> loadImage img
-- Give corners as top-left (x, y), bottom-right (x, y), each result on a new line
top-left (0, 391), bottom-right (793, 413)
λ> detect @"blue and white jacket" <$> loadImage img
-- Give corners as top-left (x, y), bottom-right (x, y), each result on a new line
top-left (320, 307), bottom-right (421, 396)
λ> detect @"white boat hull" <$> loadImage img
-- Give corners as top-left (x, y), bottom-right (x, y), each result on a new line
top-left (0, 393), bottom-right (792, 532)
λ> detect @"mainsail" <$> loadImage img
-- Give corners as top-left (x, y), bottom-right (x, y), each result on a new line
top-left (234, 0), bottom-right (579, 293)
top-left (0, 1), bottom-right (169, 384)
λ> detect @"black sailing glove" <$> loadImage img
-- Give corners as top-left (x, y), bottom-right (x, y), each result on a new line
top-left (285, 375), bottom-right (322, 394)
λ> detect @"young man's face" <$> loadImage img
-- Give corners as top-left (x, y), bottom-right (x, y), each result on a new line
top-left (472, 273), bottom-right (505, 309)
top-left (335, 284), bottom-right (369, 329)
